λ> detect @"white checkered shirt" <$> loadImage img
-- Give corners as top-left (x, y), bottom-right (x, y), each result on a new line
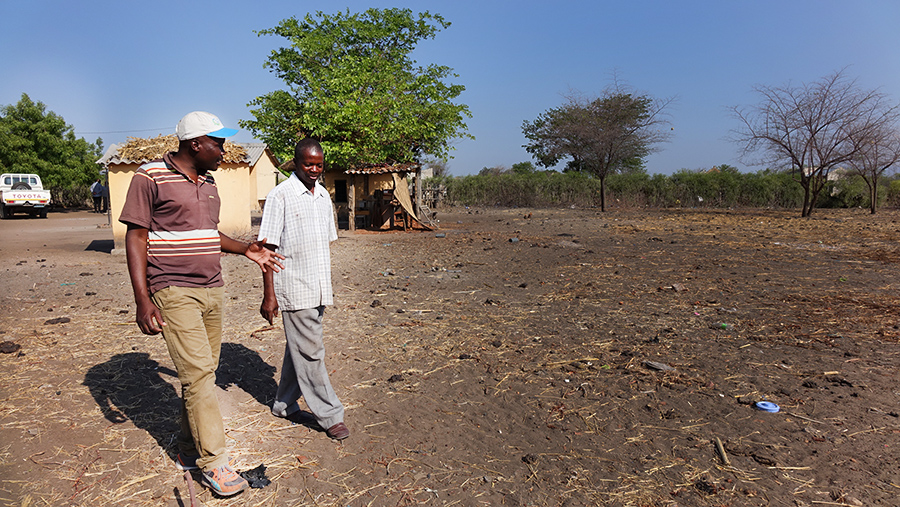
top-left (257, 174), bottom-right (338, 311)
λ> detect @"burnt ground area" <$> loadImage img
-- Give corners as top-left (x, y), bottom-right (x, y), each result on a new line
top-left (1, 207), bottom-right (899, 506)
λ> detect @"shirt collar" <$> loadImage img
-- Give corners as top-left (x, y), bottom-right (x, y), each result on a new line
top-left (163, 152), bottom-right (214, 185)
top-left (289, 172), bottom-right (325, 197)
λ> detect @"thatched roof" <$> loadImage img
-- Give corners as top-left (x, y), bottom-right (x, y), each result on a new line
top-left (98, 135), bottom-right (248, 165)
top-left (279, 159), bottom-right (419, 175)
top-left (345, 162), bottom-right (420, 175)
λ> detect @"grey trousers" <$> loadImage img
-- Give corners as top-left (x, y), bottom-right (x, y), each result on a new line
top-left (272, 307), bottom-right (344, 429)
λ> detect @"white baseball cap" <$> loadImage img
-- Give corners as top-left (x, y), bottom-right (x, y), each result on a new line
top-left (175, 111), bottom-right (238, 140)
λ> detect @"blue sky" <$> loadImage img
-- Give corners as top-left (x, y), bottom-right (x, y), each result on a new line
top-left (2, 1), bottom-right (899, 176)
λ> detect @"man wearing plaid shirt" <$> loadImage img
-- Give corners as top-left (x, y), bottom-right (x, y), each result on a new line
top-left (258, 138), bottom-right (349, 441)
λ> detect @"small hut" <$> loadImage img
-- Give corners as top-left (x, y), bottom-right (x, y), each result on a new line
top-left (281, 160), bottom-right (434, 231)
top-left (98, 135), bottom-right (281, 252)
top-left (344, 163), bottom-right (426, 231)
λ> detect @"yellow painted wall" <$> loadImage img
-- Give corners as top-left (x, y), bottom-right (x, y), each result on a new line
top-left (214, 164), bottom-right (252, 239)
top-left (320, 171), bottom-right (338, 199)
top-left (249, 166), bottom-right (259, 211)
top-left (109, 162), bottom-right (253, 251)
top-left (253, 151), bottom-right (281, 210)
top-left (320, 171), bottom-right (394, 203)
top-left (108, 163), bottom-right (137, 252)
top-left (358, 174), bottom-right (395, 202)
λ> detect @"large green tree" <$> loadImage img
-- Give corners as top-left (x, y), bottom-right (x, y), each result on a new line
top-left (0, 94), bottom-right (103, 187)
top-left (523, 89), bottom-right (672, 211)
top-left (241, 8), bottom-right (473, 169)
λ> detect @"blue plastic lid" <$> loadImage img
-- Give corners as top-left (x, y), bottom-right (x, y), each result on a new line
top-left (755, 401), bottom-right (780, 413)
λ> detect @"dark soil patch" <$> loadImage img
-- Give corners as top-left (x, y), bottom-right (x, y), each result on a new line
top-left (1, 207), bottom-right (899, 506)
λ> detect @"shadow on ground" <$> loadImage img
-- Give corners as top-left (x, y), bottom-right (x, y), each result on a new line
top-left (85, 239), bottom-right (114, 253)
top-left (216, 342), bottom-right (278, 408)
top-left (83, 352), bottom-right (181, 451)
top-left (83, 345), bottom-right (278, 456)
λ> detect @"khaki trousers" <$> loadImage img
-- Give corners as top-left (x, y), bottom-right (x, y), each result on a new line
top-left (152, 286), bottom-right (228, 471)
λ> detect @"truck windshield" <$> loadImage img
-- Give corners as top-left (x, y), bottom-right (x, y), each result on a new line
top-left (7, 176), bottom-right (37, 185)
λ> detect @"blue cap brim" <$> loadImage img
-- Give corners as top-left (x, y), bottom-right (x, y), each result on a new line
top-left (207, 127), bottom-right (238, 138)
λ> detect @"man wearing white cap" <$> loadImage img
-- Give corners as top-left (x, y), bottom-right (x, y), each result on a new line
top-left (120, 111), bottom-right (284, 497)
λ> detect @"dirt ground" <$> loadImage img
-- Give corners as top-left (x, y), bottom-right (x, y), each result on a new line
top-left (1, 206), bottom-right (899, 507)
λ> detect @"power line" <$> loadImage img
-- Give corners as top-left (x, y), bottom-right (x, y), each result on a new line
top-left (75, 127), bottom-right (171, 135)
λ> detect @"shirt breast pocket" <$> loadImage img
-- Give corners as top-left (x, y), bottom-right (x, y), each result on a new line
top-left (207, 194), bottom-right (221, 225)
top-left (293, 208), bottom-right (327, 233)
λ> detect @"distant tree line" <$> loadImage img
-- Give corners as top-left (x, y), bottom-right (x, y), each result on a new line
top-left (513, 70), bottom-right (900, 216)
top-left (427, 163), bottom-right (900, 211)
top-left (0, 94), bottom-right (104, 208)
top-left (7, 48), bottom-right (900, 218)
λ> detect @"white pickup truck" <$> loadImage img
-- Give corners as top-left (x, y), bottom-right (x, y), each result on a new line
top-left (1, 173), bottom-right (52, 218)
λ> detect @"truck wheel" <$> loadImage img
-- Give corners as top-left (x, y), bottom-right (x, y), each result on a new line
top-left (0, 204), bottom-right (7, 219)
top-left (11, 182), bottom-right (31, 190)
top-left (39, 209), bottom-right (48, 218)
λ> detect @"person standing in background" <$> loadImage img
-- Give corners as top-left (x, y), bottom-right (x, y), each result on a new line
top-left (90, 178), bottom-right (103, 212)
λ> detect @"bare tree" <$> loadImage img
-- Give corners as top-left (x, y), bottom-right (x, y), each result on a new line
top-left (733, 71), bottom-right (899, 217)
top-left (424, 158), bottom-right (449, 178)
top-left (523, 87), bottom-right (673, 211)
top-left (846, 118), bottom-right (900, 214)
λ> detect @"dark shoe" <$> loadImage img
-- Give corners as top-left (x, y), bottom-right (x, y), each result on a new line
top-left (175, 452), bottom-right (199, 471)
top-left (325, 422), bottom-right (350, 440)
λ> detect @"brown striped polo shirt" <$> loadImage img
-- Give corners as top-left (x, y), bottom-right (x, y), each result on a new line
top-left (119, 153), bottom-right (223, 294)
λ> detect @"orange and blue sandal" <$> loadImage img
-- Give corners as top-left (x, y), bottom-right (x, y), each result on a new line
top-left (201, 463), bottom-right (248, 496)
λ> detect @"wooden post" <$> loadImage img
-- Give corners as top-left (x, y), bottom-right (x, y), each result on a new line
top-left (348, 173), bottom-right (356, 232)
top-left (415, 166), bottom-right (422, 219)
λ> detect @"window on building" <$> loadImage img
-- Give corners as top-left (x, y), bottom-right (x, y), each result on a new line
top-left (334, 179), bottom-right (348, 203)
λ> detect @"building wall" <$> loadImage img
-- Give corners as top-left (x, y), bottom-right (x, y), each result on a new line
top-left (108, 162), bottom-right (253, 252)
top-left (358, 174), bottom-right (395, 201)
top-left (214, 164), bottom-right (252, 238)
top-left (249, 166), bottom-right (259, 212)
top-left (252, 152), bottom-right (281, 210)
top-left (108, 163), bottom-right (137, 252)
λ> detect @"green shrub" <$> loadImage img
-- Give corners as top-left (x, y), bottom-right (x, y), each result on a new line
top-left (50, 184), bottom-right (92, 209)
top-left (606, 172), bottom-right (650, 207)
top-left (819, 172), bottom-right (887, 209)
top-left (444, 170), bottom-right (603, 207)
top-left (434, 166), bottom-right (842, 211)
top-left (886, 178), bottom-right (900, 208)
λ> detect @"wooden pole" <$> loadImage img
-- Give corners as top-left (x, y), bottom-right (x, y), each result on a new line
top-left (348, 174), bottom-right (356, 231)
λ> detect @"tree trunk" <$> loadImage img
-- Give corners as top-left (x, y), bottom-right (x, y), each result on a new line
top-left (806, 185), bottom-right (823, 217)
top-left (802, 173), bottom-right (827, 217)
top-left (800, 180), bottom-right (812, 217)
top-left (870, 179), bottom-right (878, 214)
top-left (599, 175), bottom-right (607, 212)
